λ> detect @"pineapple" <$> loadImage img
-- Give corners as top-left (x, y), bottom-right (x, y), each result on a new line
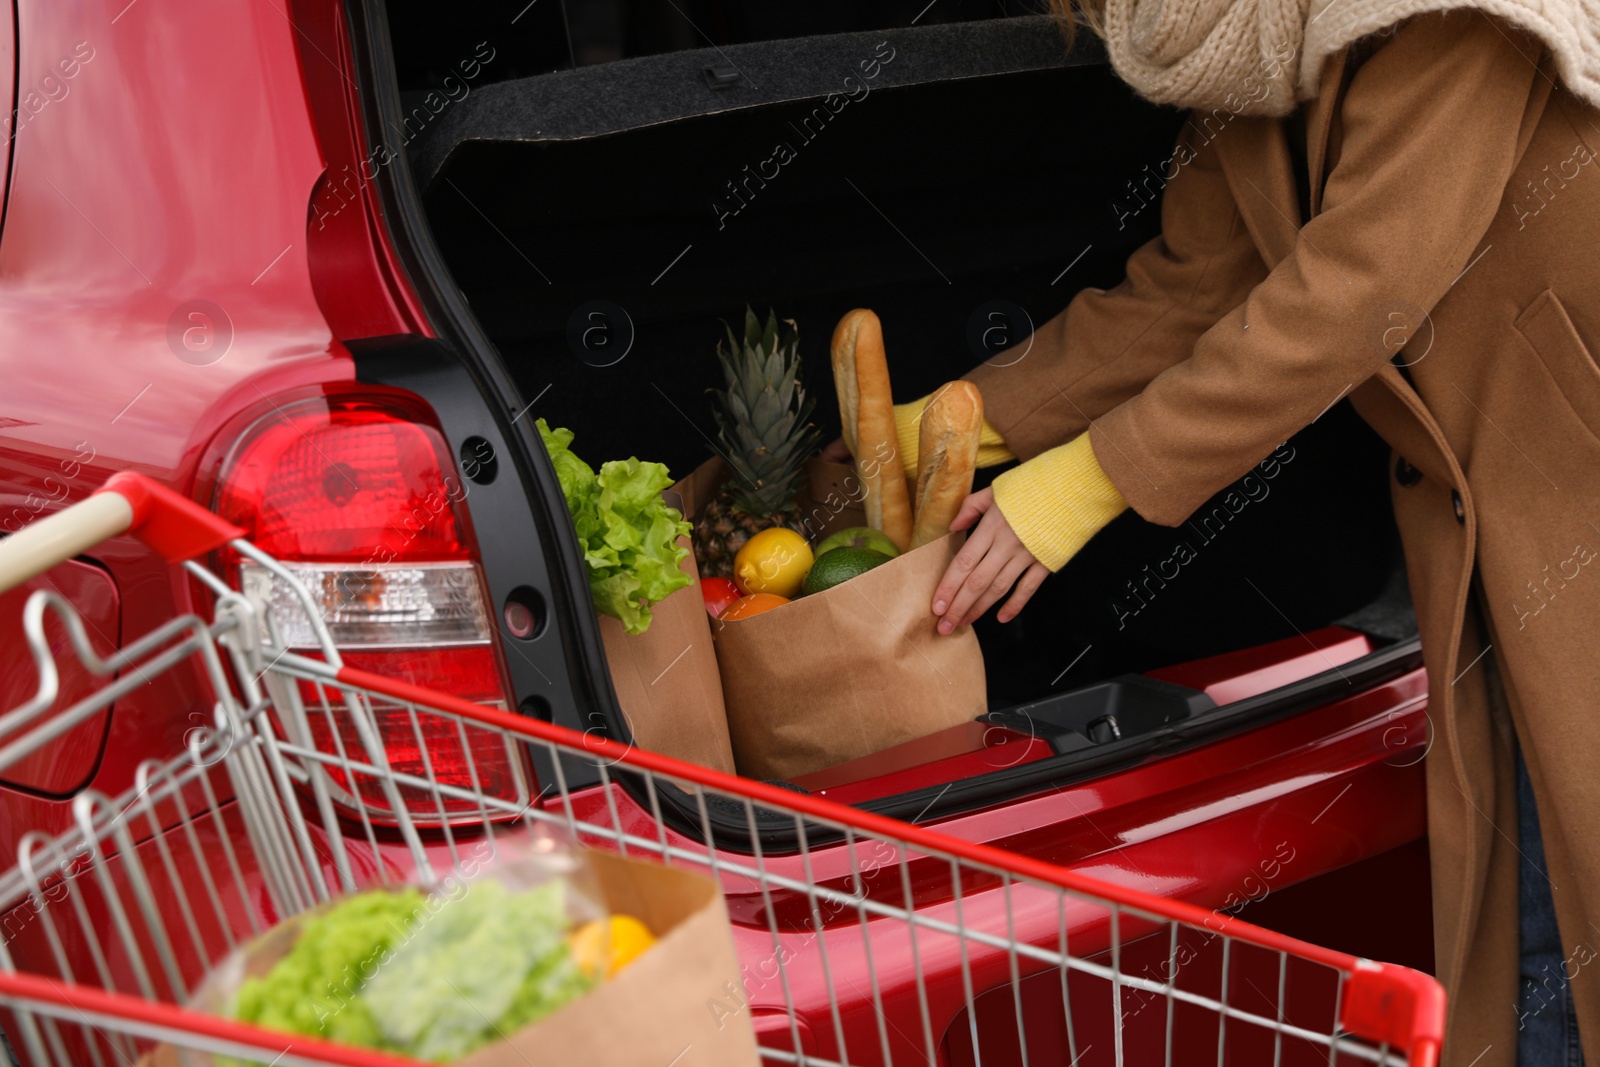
top-left (692, 306), bottom-right (822, 578)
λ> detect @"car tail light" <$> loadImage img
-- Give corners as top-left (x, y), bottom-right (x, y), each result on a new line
top-left (215, 391), bottom-right (528, 825)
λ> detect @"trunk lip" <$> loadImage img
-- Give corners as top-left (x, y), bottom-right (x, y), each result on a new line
top-left (644, 635), bottom-right (1425, 855)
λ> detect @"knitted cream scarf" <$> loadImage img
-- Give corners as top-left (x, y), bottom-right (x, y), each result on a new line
top-left (1099, 0), bottom-right (1600, 116)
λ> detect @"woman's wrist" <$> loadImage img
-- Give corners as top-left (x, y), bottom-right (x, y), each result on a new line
top-left (990, 433), bottom-right (1128, 571)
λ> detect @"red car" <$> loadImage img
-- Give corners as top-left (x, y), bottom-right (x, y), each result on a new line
top-left (0, 1), bottom-right (1433, 1063)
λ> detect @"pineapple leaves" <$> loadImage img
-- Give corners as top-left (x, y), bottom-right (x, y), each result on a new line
top-left (709, 305), bottom-right (821, 516)
top-left (537, 419), bottom-right (691, 635)
top-left (760, 308), bottom-right (778, 355)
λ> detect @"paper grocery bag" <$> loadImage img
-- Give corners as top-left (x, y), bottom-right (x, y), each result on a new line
top-left (600, 494), bottom-right (736, 773)
top-left (713, 532), bottom-right (988, 780)
top-left (599, 455), bottom-right (872, 777)
top-left (141, 850), bottom-right (760, 1067)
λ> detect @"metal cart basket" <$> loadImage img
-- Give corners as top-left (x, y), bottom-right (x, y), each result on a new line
top-left (0, 474), bottom-right (1444, 1067)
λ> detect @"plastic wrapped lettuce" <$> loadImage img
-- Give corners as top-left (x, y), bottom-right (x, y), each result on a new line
top-left (536, 418), bottom-right (692, 634)
top-left (197, 831), bottom-right (618, 1065)
top-left (363, 880), bottom-right (592, 1060)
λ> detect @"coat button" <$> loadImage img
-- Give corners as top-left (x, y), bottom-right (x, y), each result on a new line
top-left (1451, 490), bottom-right (1466, 525)
top-left (1395, 456), bottom-right (1422, 487)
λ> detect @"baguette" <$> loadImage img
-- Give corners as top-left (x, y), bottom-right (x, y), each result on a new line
top-left (912, 381), bottom-right (983, 549)
top-left (830, 308), bottom-right (913, 551)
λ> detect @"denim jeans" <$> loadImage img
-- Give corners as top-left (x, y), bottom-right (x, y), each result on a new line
top-left (1516, 740), bottom-right (1586, 1066)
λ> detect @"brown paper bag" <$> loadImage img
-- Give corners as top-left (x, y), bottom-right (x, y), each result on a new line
top-left (140, 850), bottom-right (760, 1067)
top-left (600, 511), bottom-right (736, 773)
top-left (670, 454), bottom-right (987, 777)
top-left (577, 453), bottom-right (879, 777)
top-left (713, 532), bottom-right (987, 779)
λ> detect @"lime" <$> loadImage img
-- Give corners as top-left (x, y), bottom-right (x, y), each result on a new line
top-left (801, 547), bottom-right (894, 596)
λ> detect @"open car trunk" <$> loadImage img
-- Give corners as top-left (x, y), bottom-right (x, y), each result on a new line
top-left (383, 7), bottom-right (1420, 822)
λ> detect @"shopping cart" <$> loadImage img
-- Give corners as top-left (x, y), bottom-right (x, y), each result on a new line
top-left (0, 473), bottom-right (1445, 1067)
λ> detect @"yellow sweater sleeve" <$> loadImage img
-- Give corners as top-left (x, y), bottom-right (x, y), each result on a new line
top-left (892, 392), bottom-right (1014, 478)
top-left (990, 434), bottom-right (1128, 572)
top-left (890, 392), bottom-right (1125, 572)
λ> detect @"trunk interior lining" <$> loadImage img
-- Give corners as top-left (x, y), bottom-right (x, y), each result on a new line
top-left (398, 10), bottom-right (1412, 721)
top-left (411, 15), bottom-right (1104, 184)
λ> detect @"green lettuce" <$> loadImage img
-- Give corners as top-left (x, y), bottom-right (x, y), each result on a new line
top-left (537, 419), bottom-right (692, 634)
top-left (231, 886), bottom-right (425, 1051)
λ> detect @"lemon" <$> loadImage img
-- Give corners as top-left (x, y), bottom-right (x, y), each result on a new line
top-left (733, 528), bottom-right (814, 598)
top-left (569, 914), bottom-right (657, 978)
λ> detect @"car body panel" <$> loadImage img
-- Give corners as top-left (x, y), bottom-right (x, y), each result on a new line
top-left (291, 0), bottom-right (431, 340)
top-left (0, 558), bottom-right (118, 795)
top-left (1149, 628), bottom-right (1379, 706)
top-left (0, 0), bottom-right (355, 857)
top-left (0, 2), bottom-right (15, 233)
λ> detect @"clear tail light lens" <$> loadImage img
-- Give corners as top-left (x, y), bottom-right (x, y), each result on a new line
top-left (238, 562), bottom-right (491, 647)
top-left (215, 391), bottom-right (528, 825)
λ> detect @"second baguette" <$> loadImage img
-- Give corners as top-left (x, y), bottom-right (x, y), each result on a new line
top-left (912, 381), bottom-right (983, 549)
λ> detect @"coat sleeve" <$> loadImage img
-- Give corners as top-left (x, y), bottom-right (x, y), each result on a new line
top-left (962, 113), bottom-right (1269, 460)
top-left (1089, 11), bottom-right (1545, 526)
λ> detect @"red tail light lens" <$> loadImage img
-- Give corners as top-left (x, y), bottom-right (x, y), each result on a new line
top-left (215, 391), bottom-right (528, 825)
top-left (219, 403), bottom-right (468, 561)
top-left (299, 649), bottom-right (520, 819)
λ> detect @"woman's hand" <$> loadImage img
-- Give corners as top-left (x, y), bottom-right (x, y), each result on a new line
top-left (931, 488), bottom-right (1048, 634)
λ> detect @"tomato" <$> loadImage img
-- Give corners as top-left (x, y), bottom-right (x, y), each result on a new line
top-left (700, 577), bottom-right (742, 617)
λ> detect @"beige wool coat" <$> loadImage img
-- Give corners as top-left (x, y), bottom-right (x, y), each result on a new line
top-left (966, 11), bottom-right (1600, 1066)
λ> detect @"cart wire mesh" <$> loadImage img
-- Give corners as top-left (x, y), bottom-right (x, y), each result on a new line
top-left (0, 481), bottom-right (1444, 1067)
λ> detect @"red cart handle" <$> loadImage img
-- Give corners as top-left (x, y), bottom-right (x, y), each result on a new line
top-left (0, 472), bottom-right (244, 595)
top-left (1343, 959), bottom-right (1445, 1067)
